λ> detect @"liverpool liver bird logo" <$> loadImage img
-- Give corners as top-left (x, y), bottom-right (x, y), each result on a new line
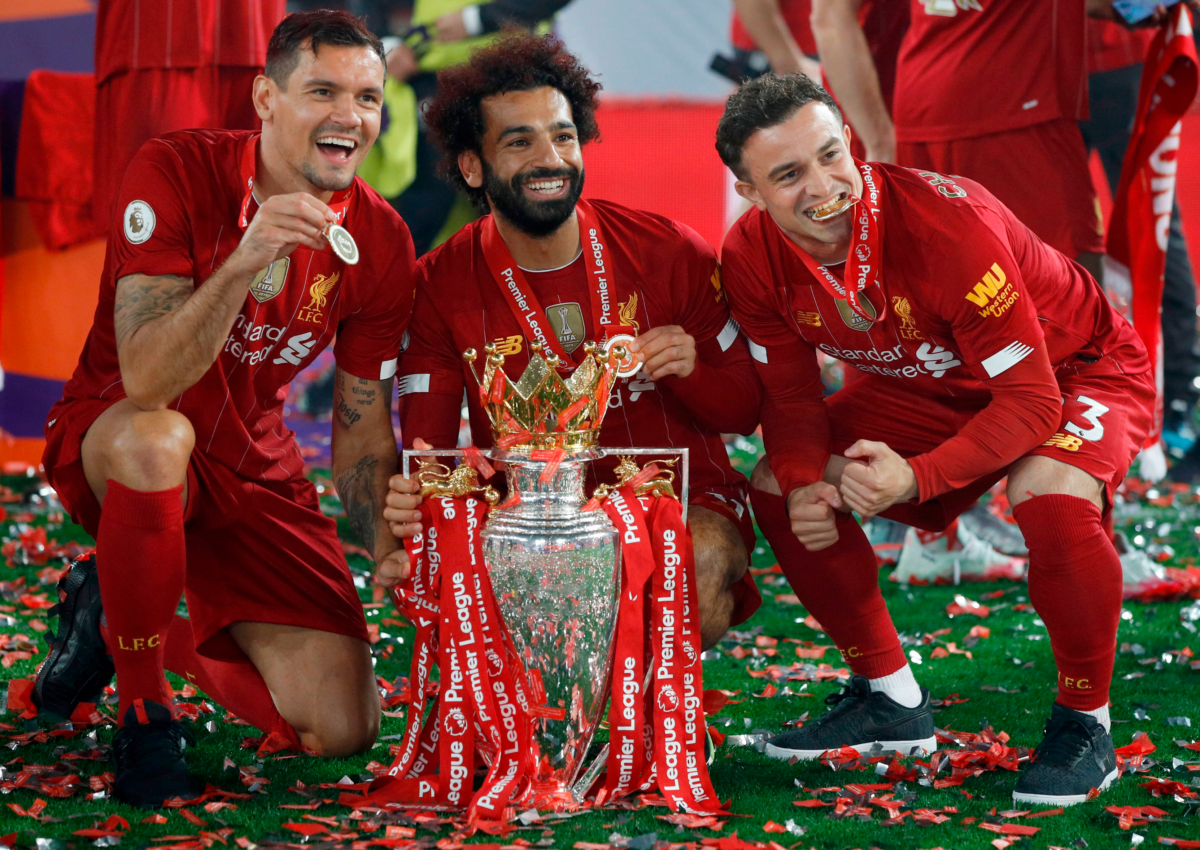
top-left (299, 272), bottom-right (340, 323)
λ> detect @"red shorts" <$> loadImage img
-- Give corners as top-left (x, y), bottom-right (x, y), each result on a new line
top-left (826, 351), bottom-right (1154, 530)
top-left (897, 118), bottom-right (1105, 258)
top-left (690, 481), bottom-right (762, 626)
top-left (94, 66), bottom-right (261, 227)
top-left (43, 398), bottom-right (368, 663)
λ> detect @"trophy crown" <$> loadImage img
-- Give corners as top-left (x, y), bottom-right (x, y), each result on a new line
top-left (464, 339), bottom-right (626, 452)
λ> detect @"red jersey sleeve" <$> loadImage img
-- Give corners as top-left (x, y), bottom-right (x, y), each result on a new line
top-left (659, 222), bottom-right (763, 435)
top-left (396, 265), bottom-right (467, 450)
top-left (334, 216), bottom-right (417, 382)
top-left (721, 221), bottom-right (830, 495)
top-left (905, 217), bottom-right (1061, 499)
top-left (109, 140), bottom-right (196, 281)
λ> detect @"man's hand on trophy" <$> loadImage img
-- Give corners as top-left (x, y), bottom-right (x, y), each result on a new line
top-left (385, 438), bottom-right (431, 546)
top-left (629, 325), bottom-right (697, 380)
top-left (787, 481), bottom-right (842, 552)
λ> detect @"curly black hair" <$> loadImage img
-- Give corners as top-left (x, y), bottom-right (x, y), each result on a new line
top-left (425, 34), bottom-right (602, 208)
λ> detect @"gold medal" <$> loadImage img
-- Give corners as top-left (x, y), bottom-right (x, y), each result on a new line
top-left (324, 223), bottom-right (359, 265)
top-left (605, 333), bottom-right (642, 378)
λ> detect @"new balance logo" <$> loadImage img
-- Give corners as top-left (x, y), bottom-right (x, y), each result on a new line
top-left (272, 332), bottom-right (316, 366)
top-left (982, 341), bottom-right (1034, 378)
top-left (923, 0), bottom-right (981, 15)
top-left (915, 343), bottom-right (962, 378)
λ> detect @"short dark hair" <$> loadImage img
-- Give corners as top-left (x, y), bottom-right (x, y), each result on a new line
top-left (716, 74), bottom-right (842, 180)
top-left (265, 9), bottom-right (385, 89)
top-left (424, 34), bottom-right (602, 207)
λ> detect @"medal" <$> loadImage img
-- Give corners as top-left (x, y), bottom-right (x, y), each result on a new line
top-left (605, 333), bottom-right (642, 378)
top-left (325, 223), bottom-right (360, 265)
top-left (780, 160), bottom-right (887, 326)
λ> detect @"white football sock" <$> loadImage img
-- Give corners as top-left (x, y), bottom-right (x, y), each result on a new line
top-left (868, 664), bottom-right (923, 709)
top-left (1078, 704), bottom-right (1111, 733)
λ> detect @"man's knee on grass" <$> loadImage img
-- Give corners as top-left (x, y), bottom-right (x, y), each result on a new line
top-left (690, 506), bottom-right (749, 650)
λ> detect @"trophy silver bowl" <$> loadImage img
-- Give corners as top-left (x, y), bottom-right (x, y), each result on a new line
top-left (483, 448), bottom-right (620, 800)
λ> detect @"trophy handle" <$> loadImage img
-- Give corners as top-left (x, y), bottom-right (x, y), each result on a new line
top-left (594, 447), bottom-right (689, 524)
top-left (403, 447), bottom-right (690, 523)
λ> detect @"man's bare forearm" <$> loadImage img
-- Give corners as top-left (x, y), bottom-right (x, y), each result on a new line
top-left (115, 253), bottom-right (259, 409)
top-left (810, 0), bottom-right (894, 161)
top-left (733, 0), bottom-right (812, 76)
top-left (332, 371), bottom-right (400, 562)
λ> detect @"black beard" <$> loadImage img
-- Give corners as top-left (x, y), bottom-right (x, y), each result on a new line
top-left (483, 161), bottom-right (585, 238)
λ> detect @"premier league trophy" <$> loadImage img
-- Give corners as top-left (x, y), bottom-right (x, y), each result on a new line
top-left (402, 340), bottom-right (687, 807)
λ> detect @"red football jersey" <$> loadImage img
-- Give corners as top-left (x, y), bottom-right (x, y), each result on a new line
top-left (95, 0), bottom-right (286, 84)
top-left (721, 163), bottom-right (1147, 494)
top-left (397, 200), bottom-right (758, 492)
top-left (52, 129), bottom-right (416, 482)
top-left (893, 0), bottom-right (1088, 142)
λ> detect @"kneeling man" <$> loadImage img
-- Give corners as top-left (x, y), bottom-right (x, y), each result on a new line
top-left (37, 11), bottom-right (416, 805)
top-left (384, 35), bottom-right (762, 648)
top-left (717, 74), bottom-right (1152, 805)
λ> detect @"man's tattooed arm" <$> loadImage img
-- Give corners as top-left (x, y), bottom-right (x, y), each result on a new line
top-left (336, 454), bottom-right (381, 555)
top-left (331, 368), bottom-right (400, 564)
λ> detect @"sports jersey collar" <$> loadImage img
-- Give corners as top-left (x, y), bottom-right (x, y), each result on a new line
top-left (236, 133), bottom-right (353, 231)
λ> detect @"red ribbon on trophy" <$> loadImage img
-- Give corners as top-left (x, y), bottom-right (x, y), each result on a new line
top-left (346, 484), bottom-right (725, 819)
top-left (1108, 5), bottom-right (1198, 447)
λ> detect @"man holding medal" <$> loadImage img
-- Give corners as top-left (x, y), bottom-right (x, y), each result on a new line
top-left (716, 74), bottom-right (1153, 805)
top-left (35, 11), bottom-right (415, 806)
top-left (384, 35), bottom-right (763, 649)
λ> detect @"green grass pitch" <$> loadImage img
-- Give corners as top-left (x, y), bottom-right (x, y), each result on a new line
top-left (0, 441), bottom-right (1198, 850)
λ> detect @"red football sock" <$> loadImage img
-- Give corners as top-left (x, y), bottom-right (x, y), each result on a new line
top-left (161, 617), bottom-right (299, 746)
top-left (750, 487), bottom-right (907, 678)
top-left (95, 480), bottom-right (184, 724)
top-left (1013, 494), bottom-right (1122, 711)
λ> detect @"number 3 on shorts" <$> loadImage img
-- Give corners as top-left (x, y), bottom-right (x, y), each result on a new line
top-left (1063, 395), bottom-right (1109, 442)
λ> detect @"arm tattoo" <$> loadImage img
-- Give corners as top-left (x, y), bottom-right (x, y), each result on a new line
top-left (336, 454), bottom-right (380, 556)
top-left (113, 274), bottom-right (195, 349)
top-left (335, 373), bottom-right (387, 430)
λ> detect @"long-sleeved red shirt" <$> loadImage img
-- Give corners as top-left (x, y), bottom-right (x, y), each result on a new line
top-left (397, 200), bottom-right (761, 493)
top-left (721, 163), bottom-right (1149, 501)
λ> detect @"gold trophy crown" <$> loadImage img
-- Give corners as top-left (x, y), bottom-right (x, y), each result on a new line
top-left (464, 340), bottom-right (625, 452)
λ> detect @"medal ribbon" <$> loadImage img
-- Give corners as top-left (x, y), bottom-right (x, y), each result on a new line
top-left (480, 199), bottom-right (635, 367)
top-left (780, 161), bottom-right (886, 324)
top-left (236, 134), bottom-right (352, 233)
top-left (601, 489), bottom-right (658, 800)
top-left (361, 490), bottom-right (724, 817)
top-left (386, 505), bottom-right (439, 780)
top-left (648, 496), bottom-right (720, 813)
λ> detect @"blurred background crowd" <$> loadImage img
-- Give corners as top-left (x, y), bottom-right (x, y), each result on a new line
top-left (1, 0), bottom-right (1199, 487)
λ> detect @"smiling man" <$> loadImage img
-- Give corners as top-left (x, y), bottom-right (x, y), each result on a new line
top-left (717, 74), bottom-right (1153, 805)
top-left (36, 11), bottom-right (415, 805)
top-left (382, 35), bottom-right (763, 650)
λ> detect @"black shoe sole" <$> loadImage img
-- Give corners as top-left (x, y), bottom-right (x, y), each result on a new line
top-left (1012, 766), bottom-right (1118, 806)
top-left (765, 734), bottom-right (937, 761)
top-left (33, 557), bottom-right (115, 719)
